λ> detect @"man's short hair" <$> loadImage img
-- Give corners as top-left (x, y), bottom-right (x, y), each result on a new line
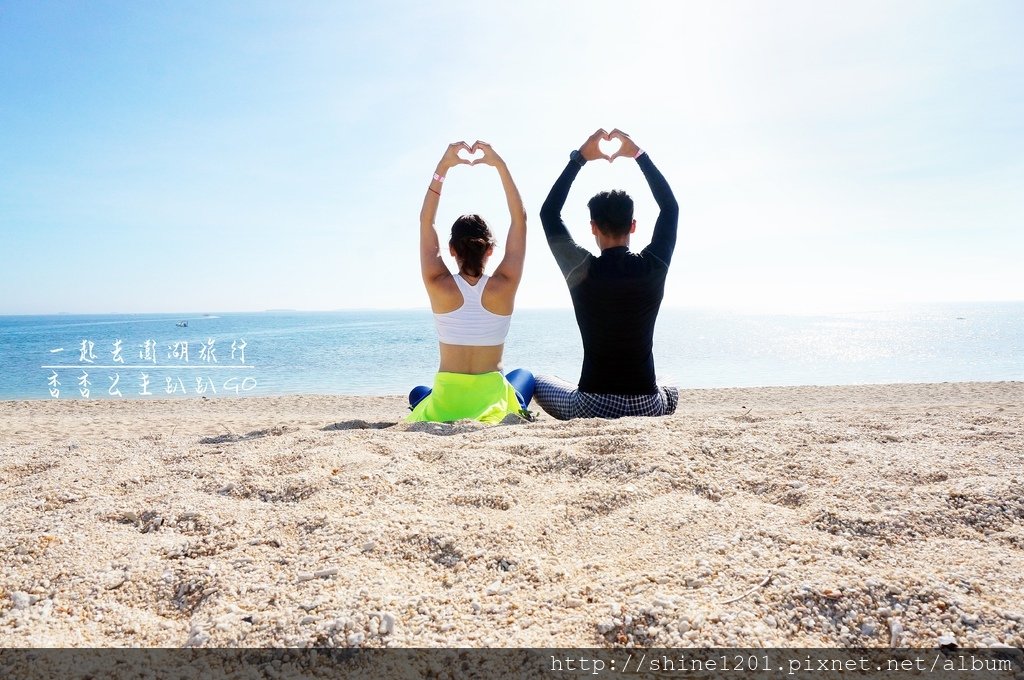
top-left (587, 190), bottom-right (634, 237)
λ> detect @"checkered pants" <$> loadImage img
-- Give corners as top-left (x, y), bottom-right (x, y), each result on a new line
top-left (534, 374), bottom-right (679, 421)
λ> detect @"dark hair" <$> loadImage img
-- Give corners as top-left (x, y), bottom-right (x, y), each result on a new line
top-left (449, 214), bottom-right (496, 278)
top-left (587, 190), bottom-right (634, 237)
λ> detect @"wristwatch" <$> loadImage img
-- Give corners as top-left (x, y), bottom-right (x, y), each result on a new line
top-left (569, 149), bottom-right (586, 168)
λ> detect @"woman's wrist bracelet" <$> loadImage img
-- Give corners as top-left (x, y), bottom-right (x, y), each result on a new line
top-left (428, 187), bottom-right (441, 196)
top-left (432, 172), bottom-right (445, 183)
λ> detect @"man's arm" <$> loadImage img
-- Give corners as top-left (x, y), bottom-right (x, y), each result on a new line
top-left (609, 129), bottom-right (679, 267)
top-left (539, 129), bottom-right (610, 282)
top-left (539, 161), bottom-right (591, 283)
top-left (636, 153), bottom-right (679, 266)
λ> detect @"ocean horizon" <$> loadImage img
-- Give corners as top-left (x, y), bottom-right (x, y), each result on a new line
top-left (2, 301), bottom-right (1022, 400)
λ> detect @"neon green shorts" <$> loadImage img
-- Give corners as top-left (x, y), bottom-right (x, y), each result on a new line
top-left (406, 371), bottom-right (524, 425)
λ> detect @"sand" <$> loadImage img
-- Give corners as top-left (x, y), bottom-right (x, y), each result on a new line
top-left (1, 382), bottom-right (1022, 648)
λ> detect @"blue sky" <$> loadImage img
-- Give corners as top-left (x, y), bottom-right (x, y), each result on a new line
top-left (1, 0), bottom-right (1022, 314)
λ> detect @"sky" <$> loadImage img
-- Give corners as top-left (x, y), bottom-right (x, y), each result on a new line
top-left (1, 0), bottom-right (1022, 314)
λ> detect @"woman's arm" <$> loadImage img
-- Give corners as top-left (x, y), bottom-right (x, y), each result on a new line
top-left (476, 142), bottom-right (527, 289)
top-left (420, 141), bottom-right (472, 285)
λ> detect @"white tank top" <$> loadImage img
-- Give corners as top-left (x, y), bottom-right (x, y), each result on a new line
top-left (433, 274), bottom-right (511, 346)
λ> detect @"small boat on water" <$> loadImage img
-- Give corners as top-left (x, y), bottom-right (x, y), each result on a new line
top-left (176, 321), bottom-right (188, 327)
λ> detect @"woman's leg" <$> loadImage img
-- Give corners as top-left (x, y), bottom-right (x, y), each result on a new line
top-left (505, 368), bottom-right (536, 409)
top-left (408, 385), bottom-right (432, 409)
top-left (532, 374), bottom-right (578, 420)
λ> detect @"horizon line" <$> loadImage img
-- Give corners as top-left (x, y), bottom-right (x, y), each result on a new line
top-left (2, 298), bottom-right (1024, 317)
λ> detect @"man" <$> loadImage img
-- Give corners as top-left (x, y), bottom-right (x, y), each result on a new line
top-left (535, 128), bottom-right (679, 420)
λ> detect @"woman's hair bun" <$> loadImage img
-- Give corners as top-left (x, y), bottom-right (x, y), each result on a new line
top-left (450, 214), bottom-right (496, 278)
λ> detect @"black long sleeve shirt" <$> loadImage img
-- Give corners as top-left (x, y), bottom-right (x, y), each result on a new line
top-left (539, 153), bottom-right (679, 395)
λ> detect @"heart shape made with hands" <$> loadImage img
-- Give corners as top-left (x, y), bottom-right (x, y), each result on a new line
top-left (598, 135), bottom-right (623, 160)
top-left (457, 146), bottom-right (485, 164)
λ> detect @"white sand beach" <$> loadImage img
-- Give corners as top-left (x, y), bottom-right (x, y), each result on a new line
top-left (1, 382), bottom-right (1022, 647)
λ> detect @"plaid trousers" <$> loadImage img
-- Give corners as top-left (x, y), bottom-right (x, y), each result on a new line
top-left (534, 374), bottom-right (679, 421)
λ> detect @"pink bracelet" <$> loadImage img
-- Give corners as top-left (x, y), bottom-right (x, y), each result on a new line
top-left (432, 172), bottom-right (445, 183)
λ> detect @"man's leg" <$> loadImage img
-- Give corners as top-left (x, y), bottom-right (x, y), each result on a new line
top-left (660, 385), bottom-right (679, 415)
top-left (576, 388), bottom-right (679, 418)
top-left (533, 374), bottom-right (579, 420)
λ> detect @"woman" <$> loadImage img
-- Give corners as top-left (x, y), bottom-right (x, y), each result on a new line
top-left (407, 140), bottom-right (535, 424)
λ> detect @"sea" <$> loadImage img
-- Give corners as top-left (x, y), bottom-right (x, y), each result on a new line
top-left (1, 302), bottom-right (1021, 400)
